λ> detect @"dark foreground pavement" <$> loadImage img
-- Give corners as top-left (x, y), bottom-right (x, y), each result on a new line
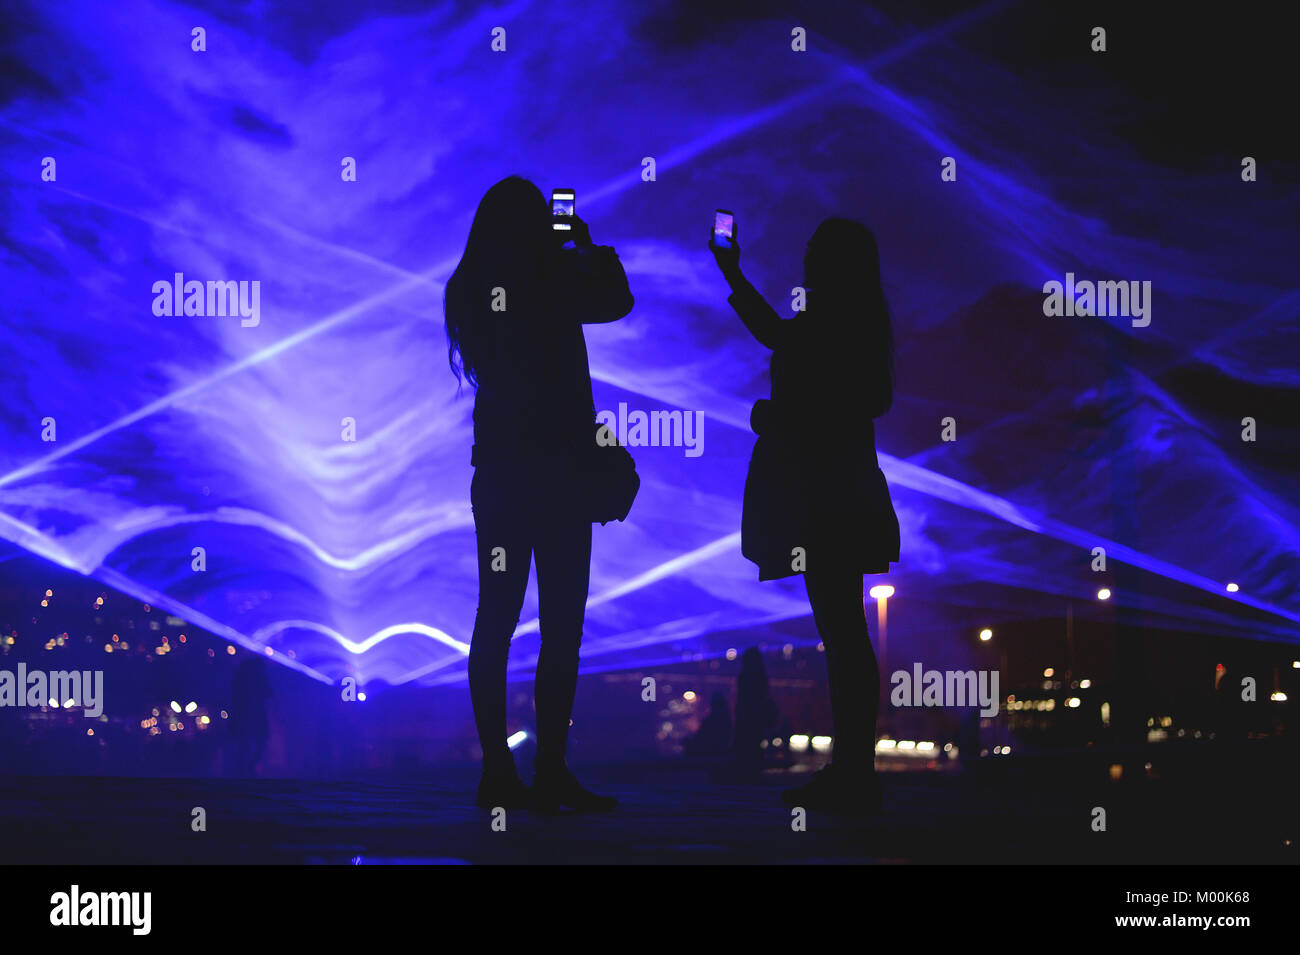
top-left (1, 743), bottom-right (1294, 864)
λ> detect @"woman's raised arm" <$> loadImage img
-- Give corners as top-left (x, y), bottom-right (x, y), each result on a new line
top-left (710, 225), bottom-right (790, 351)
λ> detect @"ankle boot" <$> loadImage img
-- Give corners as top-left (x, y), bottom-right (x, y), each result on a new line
top-left (531, 760), bottom-right (618, 813)
top-left (475, 759), bottom-right (531, 809)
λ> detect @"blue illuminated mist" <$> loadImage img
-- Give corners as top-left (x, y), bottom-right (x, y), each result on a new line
top-left (2, 0), bottom-right (1297, 691)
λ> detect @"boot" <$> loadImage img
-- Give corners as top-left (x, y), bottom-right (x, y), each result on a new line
top-left (475, 759), bottom-right (531, 810)
top-left (531, 760), bottom-right (618, 814)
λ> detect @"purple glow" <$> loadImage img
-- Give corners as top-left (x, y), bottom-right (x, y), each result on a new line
top-left (2, 0), bottom-right (1297, 695)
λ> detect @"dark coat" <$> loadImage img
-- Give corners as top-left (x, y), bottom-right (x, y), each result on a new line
top-left (471, 244), bottom-right (634, 464)
top-left (728, 281), bottom-right (900, 581)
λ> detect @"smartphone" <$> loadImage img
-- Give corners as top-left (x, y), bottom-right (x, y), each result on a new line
top-left (713, 209), bottom-right (735, 248)
top-left (552, 188), bottom-right (575, 231)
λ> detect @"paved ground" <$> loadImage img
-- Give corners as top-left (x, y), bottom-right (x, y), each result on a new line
top-left (1, 745), bottom-right (1294, 864)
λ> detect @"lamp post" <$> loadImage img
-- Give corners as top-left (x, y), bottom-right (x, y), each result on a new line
top-left (868, 584), bottom-right (894, 677)
top-left (869, 584), bottom-right (895, 739)
top-left (979, 628), bottom-right (1008, 694)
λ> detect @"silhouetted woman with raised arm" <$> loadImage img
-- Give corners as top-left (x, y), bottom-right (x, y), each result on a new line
top-left (446, 176), bottom-right (633, 812)
top-left (710, 216), bottom-right (899, 813)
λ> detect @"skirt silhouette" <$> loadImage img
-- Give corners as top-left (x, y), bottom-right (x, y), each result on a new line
top-left (741, 414), bottom-right (899, 581)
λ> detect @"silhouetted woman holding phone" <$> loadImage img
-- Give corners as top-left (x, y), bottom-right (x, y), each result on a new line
top-left (710, 216), bottom-right (899, 813)
top-left (446, 176), bottom-right (634, 812)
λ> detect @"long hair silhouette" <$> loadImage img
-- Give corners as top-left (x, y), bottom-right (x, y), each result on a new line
top-left (803, 217), bottom-right (894, 412)
top-left (445, 175), bottom-right (552, 388)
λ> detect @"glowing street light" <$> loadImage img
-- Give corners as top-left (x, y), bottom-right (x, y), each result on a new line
top-left (978, 626), bottom-right (1008, 691)
top-left (868, 584), bottom-right (895, 676)
top-left (1226, 582), bottom-right (1239, 593)
top-left (1096, 588), bottom-right (1112, 601)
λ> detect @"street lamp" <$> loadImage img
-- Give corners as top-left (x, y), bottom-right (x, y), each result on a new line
top-left (868, 584), bottom-right (894, 676)
top-left (978, 626), bottom-right (1009, 696)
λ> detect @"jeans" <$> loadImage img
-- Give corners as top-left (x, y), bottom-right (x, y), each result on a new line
top-left (468, 461), bottom-right (592, 774)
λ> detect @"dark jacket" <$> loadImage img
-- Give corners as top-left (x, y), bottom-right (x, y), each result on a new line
top-left (728, 279), bottom-right (899, 580)
top-left (471, 244), bottom-right (633, 467)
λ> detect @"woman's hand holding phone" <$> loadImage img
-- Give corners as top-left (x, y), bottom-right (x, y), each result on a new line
top-left (558, 214), bottom-right (592, 249)
top-left (709, 219), bottom-right (741, 281)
